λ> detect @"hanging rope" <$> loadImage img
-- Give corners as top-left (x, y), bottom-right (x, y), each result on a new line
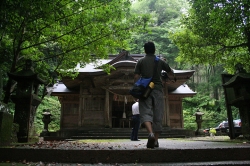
top-left (103, 87), bottom-right (134, 102)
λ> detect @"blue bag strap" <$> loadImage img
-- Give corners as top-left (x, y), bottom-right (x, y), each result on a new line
top-left (155, 56), bottom-right (159, 62)
top-left (152, 56), bottom-right (159, 79)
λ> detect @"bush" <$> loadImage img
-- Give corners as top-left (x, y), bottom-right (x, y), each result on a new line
top-left (34, 96), bottom-right (61, 135)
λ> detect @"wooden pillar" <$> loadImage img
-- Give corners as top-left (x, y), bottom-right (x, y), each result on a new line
top-left (59, 97), bottom-right (64, 129)
top-left (78, 84), bottom-right (83, 127)
top-left (109, 94), bottom-right (113, 127)
top-left (104, 89), bottom-right (110, 127)
top-left (180, 98), bottom-right (184, 128)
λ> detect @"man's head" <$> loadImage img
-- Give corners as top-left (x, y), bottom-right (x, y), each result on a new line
top-left (144, 41), bottom-right (155, 54)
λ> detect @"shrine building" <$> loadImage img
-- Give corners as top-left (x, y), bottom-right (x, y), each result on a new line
top-left (51, 51), bottom-right (196, 132)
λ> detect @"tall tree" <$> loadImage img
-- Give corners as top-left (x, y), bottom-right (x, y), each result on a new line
top-left (169, 0), bottom-right (250, 73)
top-left (129, 0), bottom-right (189, 68)
top-left (0, 0), bottom-right (146, 104)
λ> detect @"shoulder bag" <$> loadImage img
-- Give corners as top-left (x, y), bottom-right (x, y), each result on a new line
top-left (129, 56), bottom-right (159, 99)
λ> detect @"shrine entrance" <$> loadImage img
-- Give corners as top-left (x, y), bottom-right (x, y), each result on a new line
top-left (111, 97), bottom-right (133, 128)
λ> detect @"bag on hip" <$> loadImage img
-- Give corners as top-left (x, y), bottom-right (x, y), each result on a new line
top-left (129, 77), bottom-right (153, 99)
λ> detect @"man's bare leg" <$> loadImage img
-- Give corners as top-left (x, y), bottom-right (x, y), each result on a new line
top-left (144, 121), bottom-right (155, 148)
top-left (144, 121), bottom-right (153, 133)
top-left (154, 132), bottom-right (159, 141)
top-left (154, 132), bottom-right (159, 147)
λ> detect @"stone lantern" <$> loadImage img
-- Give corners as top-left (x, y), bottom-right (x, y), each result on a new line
top-left (222, 71), bottom-right (250, 140)
top-left (193, 109), bottom-right (204, 136)
top-left (8, 59), bottom-right (46, 142)
top-left (40, 110), bottom-right (52, 136)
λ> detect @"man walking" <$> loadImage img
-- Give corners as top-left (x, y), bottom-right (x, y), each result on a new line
top-left (131, 99), bottom-right (140, 141)
top-left (133, 41), bottom-right (174, 148)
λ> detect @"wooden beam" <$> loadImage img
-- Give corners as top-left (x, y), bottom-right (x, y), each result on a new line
top-left (78, 84), bottom-right (83, 127)
top-left (104, 89), bottom-right (110, 127)
top-left (115, 69), bottom-right (135, 73)
top-left (109, 86), bottom-right (131, 90)
top-left (103, 85), bottom-right (132, 90)
top-left (109, 79), bottom-right (134, 84)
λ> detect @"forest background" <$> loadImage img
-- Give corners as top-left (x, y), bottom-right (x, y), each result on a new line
top-left (1, 0), bottom-right (247, 135)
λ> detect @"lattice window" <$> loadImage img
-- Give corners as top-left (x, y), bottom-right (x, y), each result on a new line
top-left (84, 97), bottom-right (105, 111)
top-left (63, 103), bottom-right (79, 115)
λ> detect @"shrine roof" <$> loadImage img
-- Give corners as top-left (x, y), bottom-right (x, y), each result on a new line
top-left (69, 51), bottom-right (195, 75)
top-left (169, 84), bottom-right (196, 96)
top-left (51, 83), bottom-right (75, 95)
top-left (74, 58), bottom-right (193, 75)
top-left (173, 69), bottom-right (194, 73)
top-left (51, 82), bottom-right (196, 96)
top-left (76, 59), bottom-right (111, 72)
top-left (54, 51), bottom-right (196, 94)
top-left (222, 73), bottom-right (250, 87)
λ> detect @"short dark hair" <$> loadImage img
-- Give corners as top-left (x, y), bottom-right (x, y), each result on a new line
top-left (144, 41), bottom-right (155, 54)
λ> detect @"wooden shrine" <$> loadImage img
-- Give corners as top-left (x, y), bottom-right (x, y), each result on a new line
top-left (51, 51), bottom-right (196, 132)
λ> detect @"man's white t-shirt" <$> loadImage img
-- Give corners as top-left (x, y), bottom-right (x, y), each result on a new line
top-left (132, 102), bottom-right (139, 115)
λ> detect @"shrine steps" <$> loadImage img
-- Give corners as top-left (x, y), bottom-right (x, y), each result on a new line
top-left (44, 128), bottom-right (195, 141)
top-left (71, 128), bottom-right (192, 139)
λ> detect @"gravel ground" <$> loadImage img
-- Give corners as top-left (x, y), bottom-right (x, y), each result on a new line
top-left (2, 161), bottom-right (250, 166)
top-left (7, 136), bottom-right (250, 150)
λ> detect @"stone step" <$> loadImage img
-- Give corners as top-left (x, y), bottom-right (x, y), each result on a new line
top-left (75, 128), bottom-right (191, 134)
top-left (70, 128), bottom-right (192, 139)
top-left (70, 129), bottom-right (187, 139)
top-left (1, 147), bottom-right (249, 164)
top-left (71, 134), bottom-right (186, 139)
top-left (44, 128), bottom-right (195, 141)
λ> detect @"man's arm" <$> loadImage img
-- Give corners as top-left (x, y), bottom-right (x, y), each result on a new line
top-left (162, 60), bottom-right (176, 82)
top-left (134, 74), bottom-right (140, 83)
top-left (168, 68), bottom-right (174, 76)
top-left (167, 68), bottom-right (176, 82)
top-left (161, 58), bottom-right (176, 81)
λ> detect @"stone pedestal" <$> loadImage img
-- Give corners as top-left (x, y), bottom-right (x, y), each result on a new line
top-left (0, 110), bottom-right (13, 146)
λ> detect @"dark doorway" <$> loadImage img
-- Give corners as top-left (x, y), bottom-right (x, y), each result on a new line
top-left (112, 101), bottom-right (133, 128)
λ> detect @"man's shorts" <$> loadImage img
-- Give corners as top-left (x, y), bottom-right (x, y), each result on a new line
top-left (139, 89), bottom-right (164, 132)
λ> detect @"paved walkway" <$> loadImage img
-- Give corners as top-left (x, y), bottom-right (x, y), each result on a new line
top-left (1, 136), bottom-right (250, 165)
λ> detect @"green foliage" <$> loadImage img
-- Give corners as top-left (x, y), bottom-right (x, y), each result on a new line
top-left (183, 93), bottom-right (220, 128)
top-left (1, 0), bottom-right (243, 135)
top-left (170, 0), bottom-right (250, 73)
top-left (183, 109), bottom-right (196, 130)
top-left (99, 64), bottom-right (116, 75)
top-left (34, 96), bottom-right (61, 134)
top-left (1, 0), bottom-right (147, 103)
top-left (183, 91), bottom-right (240, 130)
top-left (129, 0), bottom-right (190, 68)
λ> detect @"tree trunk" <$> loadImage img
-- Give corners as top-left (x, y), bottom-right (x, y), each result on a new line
top-left (0, 70), bottom-right (2, 101)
